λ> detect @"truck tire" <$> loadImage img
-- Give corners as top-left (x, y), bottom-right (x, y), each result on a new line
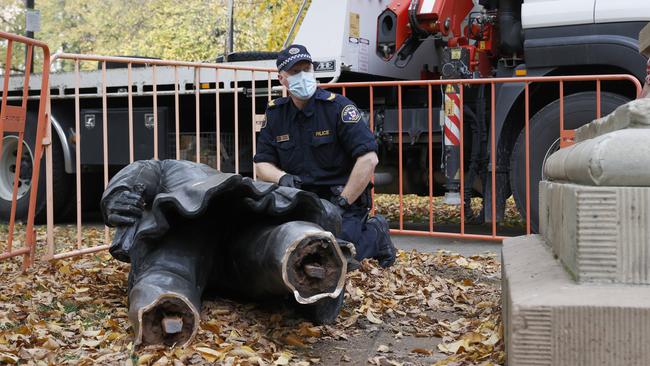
top-left (510, 91), bottom-right (629, 232)
top-left (0, 114), bottom-right (72, 223)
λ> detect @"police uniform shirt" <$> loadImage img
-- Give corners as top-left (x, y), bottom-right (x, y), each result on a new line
top-left (254, 88), bottom-right (378, 188)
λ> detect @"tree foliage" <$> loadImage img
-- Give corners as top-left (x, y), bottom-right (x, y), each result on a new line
top-left (1, 0), bottom-right (310, 72)
top-left (1, 0), bottom-right (31, 72)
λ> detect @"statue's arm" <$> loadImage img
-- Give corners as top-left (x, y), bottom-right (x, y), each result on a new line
top-left (101, 160), bottom-right (164, 225)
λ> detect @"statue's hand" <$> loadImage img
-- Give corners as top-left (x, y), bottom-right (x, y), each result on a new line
top-left (105, 190), bottom-right (145, 226)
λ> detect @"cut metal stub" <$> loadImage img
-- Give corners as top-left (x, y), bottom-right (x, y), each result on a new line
top-left (161, 316), bottom-right (183, 334)
top-left (283, 231), bottom-right (347, 304)
top-left (138, 294), bottom-right (200, 347)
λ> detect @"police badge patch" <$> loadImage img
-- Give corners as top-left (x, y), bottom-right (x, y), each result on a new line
top-left (341, 104), bottom-right (361, 123)
top-left (289, 47), bottom-right (300, 55)
top-left (276, 134), bottom-right (290, 142)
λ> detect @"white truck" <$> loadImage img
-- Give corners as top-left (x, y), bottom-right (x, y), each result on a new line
top-left (1, 0), bottom-right (649, 231)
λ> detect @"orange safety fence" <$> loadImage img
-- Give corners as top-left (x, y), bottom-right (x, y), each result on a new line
top-left (43, 53), bottom-right (278, 260)
top-left (320, 74), bottom-right (642, 240)
top-left (0, 31), bottom-right (50, 269)
top-left (41, 63), bottom-right (642, 262)
top-left (0, 43), bottom-right (643, 264)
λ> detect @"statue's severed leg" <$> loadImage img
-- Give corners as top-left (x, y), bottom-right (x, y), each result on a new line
top-left (218, 220), bottom-right (348, 323)
top-left (127, 221), bottom-right (215, 347)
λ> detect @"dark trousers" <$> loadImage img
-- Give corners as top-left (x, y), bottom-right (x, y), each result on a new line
top-left (340, 205), bottom-right (380, 260)
top-left (303, 184), bottom-right (379, 261)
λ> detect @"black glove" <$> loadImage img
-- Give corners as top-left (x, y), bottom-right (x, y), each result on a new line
top-left (105, 189), bottom-right (145, 226)
top-left (278, 174), bottom-right (303, 189)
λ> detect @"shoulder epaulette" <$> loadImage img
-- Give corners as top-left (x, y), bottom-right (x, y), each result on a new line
top-left (314, 88), bottom-right (338, 102)
top-left (267, 97), bottom-right (289, 109)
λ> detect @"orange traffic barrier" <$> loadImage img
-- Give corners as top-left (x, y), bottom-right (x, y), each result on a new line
top-left (43, 53), bottom-right (277, 260)
top-left (41, 63), bottom-right (642, 260)
top-left (0, 31), bottom-right (50, 269)
top-left (5, 48), bottom-right (636, 261)
top-left (321, 74), bottom-right (642, 240)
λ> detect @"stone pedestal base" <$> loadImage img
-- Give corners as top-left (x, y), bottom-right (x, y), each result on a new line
top-left (540, 181), bottom-right (650, 284)
top-left (502, 235), bottom-right (650, 366)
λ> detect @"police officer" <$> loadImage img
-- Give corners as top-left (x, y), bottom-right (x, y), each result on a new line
top-left (254, 44), bottom-right (396, 268)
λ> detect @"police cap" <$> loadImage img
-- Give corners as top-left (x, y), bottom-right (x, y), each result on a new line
top-left (276, 44), bottom-right (312, 72)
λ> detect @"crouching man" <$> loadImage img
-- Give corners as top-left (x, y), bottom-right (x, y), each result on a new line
top-left (254, 44), bottom-right (396, 268)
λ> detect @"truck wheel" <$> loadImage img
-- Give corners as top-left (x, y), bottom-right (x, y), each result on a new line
top-left (510, 91), bottom-right (629, 232)
top-left (0, 115), bottom-right (72, 223)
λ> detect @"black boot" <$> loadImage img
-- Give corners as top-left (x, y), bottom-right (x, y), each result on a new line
top-left (367, 215), bottom-right (397, 268)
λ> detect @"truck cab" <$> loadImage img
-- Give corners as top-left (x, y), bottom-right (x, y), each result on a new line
top-left (296, 0), bottom-right (650, 230)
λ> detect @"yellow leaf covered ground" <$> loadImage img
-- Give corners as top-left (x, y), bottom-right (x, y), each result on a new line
top-left (374, 194), bottom-right (525, 228)
top-left (0, 225), bottom-right (504, 365)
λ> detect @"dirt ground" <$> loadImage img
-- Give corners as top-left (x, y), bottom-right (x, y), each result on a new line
top-left (0, 225), bottom-right (503, 365)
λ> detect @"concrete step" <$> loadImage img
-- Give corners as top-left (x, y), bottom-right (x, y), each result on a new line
top-left (540, 181), bottom-right (650, 284)
top-left (502, 235), bottom-right (650, 366)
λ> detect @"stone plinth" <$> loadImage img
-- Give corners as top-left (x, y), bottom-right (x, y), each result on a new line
top-left (502, 236), bottom-right (650, 366)
top-left (540, 181), bottom-right (650, 284)
top-left (503, 93), bottom-right (650, 365)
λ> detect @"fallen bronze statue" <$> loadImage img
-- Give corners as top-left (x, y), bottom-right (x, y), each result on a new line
top-left (101, 159), bottom-right (358, 347)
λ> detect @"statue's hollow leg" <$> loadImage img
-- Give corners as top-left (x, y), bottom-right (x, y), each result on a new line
top-left (222, 220), bottom-right (347, 322)
top-left (127, 223), bottom-right (214, 347)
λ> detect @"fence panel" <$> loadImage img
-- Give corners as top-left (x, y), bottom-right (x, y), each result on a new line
top-left (0, 31), bottom-right (50, 269)
top-left (40, 51), bottom-right (642, 259)
top-left (321, 74), bottom-right (642, 240)
top-left (43, 53), bottom-right (277, 260)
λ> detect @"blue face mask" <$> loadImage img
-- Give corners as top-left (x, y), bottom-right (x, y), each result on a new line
top-left (287, 71), bottom-right (317, 100)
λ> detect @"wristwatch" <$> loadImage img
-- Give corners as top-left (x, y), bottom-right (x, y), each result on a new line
top-left (333, 195), bottom-right (351, 209)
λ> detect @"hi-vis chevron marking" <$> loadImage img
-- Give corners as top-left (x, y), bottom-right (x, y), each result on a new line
top-left (443, 85), bottom-right (461, 146)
